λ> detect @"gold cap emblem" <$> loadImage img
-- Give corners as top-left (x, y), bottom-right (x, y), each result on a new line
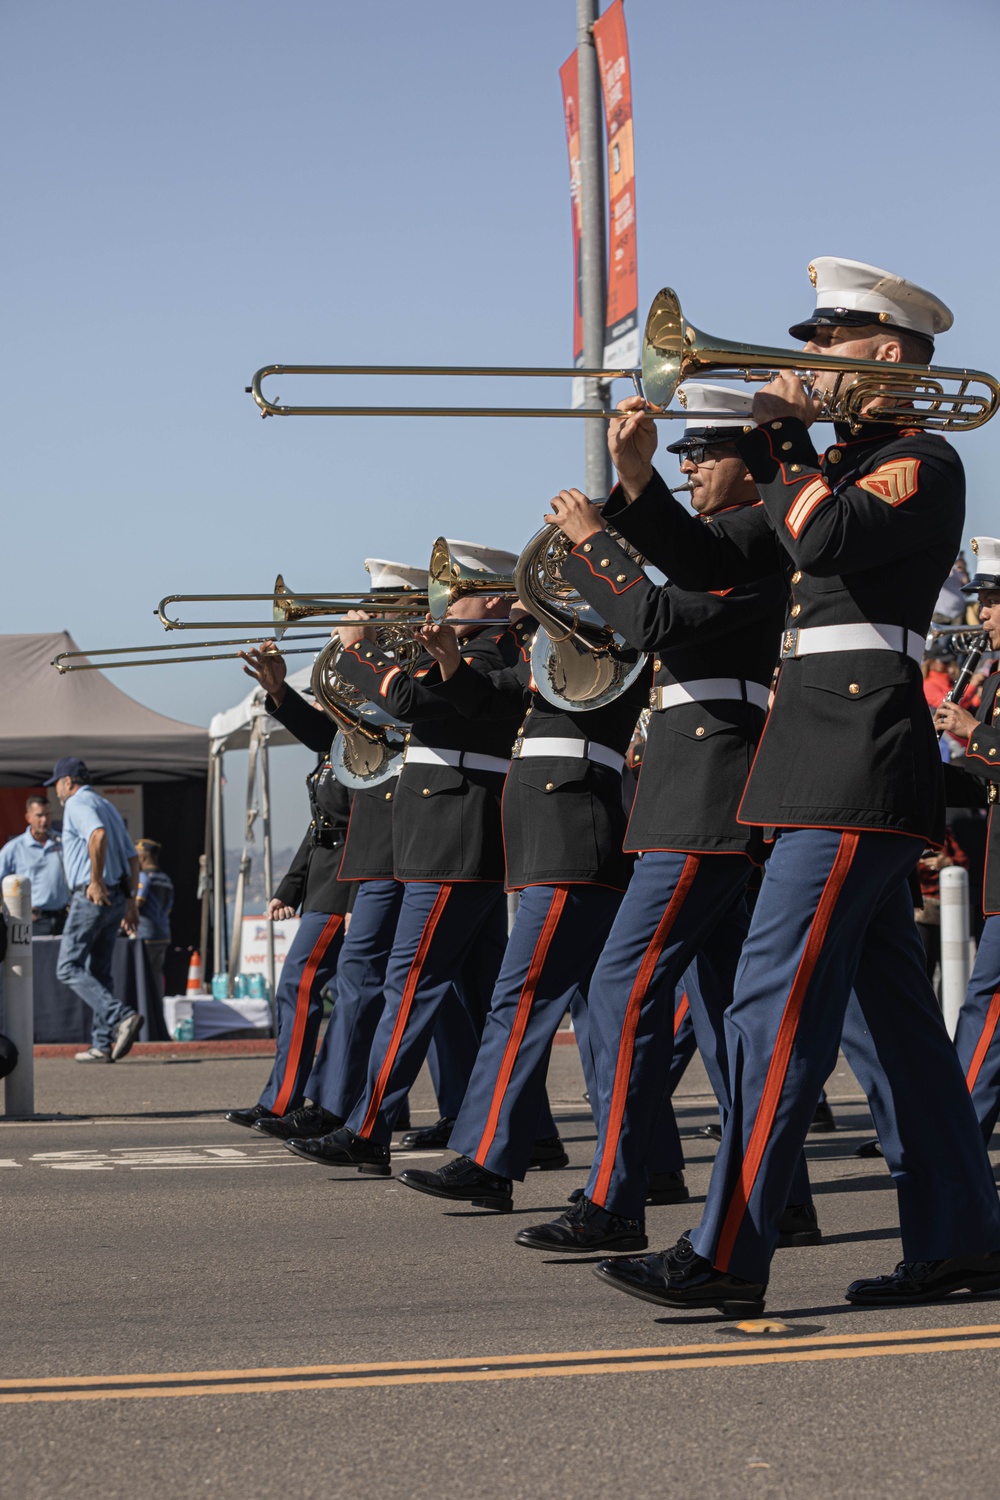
top-left (807, 262), bottom-right (817, 288)
top-left (972, 538), bottom-right (979, 554)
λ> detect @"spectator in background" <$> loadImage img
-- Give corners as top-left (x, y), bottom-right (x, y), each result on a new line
top-left (923, 639), bottom-right (985, 761)
top-left (914, 829), bottom-right (969, 982)
top-left (46, 757), bottom-right (144, 1063)
top-left (0, 795), bottom-right (70, 934)
top-left (134, 838), bottom-right (174, 995)
top-left (933, 555), bottom-right (970, 625)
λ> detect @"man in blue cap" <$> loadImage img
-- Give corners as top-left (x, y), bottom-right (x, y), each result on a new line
top-left (46, 757), bottom-right (144, 1063)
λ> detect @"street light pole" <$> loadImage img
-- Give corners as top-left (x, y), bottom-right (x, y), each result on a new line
top-left (576, 0), bottom-right (612, 498)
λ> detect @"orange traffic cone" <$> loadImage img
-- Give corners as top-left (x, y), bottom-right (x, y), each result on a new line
top-left (186, 951), bottom-right (204, 995)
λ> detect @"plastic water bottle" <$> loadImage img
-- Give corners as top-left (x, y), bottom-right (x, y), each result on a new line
top-left (211, 972), bottom-right (230, 1000)
top-left (233, 973), bottom-right (249, 999)
top-left (174, 1015), bottom-right (195, 1042)
top-left (247, 973), bottom-right (266, 1000)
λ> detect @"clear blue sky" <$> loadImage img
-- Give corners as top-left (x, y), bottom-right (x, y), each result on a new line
top-left (5, 0), bottom-right (999, 851)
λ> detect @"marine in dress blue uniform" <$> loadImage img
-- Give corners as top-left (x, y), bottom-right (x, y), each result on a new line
top-left (287, 543), bottom-right (522, 1175)
top-left (594, 259), bottom-right (1000, 1315)
top-left (517, 385), bottom-right (817, 1254)
top-left (935, 537), bottom-right (1000, 1145)
top-left (232, 565), bottom-right (481, 1139)
top-left (0, 795), bottom-right (70, 934)
top-left (395, 607), bottom-right (650, 1211)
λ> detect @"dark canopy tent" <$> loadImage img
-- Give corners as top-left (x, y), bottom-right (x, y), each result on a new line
top-left (0, 633), bottom-right (208, 989)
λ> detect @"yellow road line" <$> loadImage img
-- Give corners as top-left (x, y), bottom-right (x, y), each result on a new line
top-left (2, 1324), bottom-right (1000, 1405)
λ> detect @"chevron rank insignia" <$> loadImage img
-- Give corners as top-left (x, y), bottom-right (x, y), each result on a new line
top-left (856, 458), bottom-right (921, 506)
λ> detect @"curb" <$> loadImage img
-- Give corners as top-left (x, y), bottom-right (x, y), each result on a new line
top-left (33, 1030), bottom-right (581, 1061)
top-left (34, 1038), bottom-right (278, 1060)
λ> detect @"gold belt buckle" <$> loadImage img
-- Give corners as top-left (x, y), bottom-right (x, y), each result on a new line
top-left (781, 628), bottom-right (799, 659)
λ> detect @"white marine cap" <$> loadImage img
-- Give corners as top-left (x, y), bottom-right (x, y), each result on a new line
top-left (666, 382), bottom-right (756, 453)
top-left (364, 558), bottom-right (426, 591)
top-left (963, 538), bottom-right (1000, 594)
top-left (789, 257), bottom-right (953, 345)
top-left (443, 539), bottom-right (519, 578)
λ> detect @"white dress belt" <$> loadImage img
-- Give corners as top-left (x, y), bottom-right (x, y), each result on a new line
top-left (780, 622), bottom-right (924, 664)
top-left (403, 747), bottom-right (511, 775)
top-left (513, 738), bottom-right (625, 774)
top-left (651, 678), bottom-right (771, 714)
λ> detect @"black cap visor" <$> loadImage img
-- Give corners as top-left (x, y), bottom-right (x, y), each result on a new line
top-left (789, 307), bottom-right (933, 348)
top-left (666, 423), bottom-right (750, 455)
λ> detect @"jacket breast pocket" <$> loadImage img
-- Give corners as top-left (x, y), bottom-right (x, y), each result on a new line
top-left (400, 765), bottom-right (467, 800)
top-left (658, 703), bottom-right (741, 743)
top-left (516, 760), bottom-right (592, 794)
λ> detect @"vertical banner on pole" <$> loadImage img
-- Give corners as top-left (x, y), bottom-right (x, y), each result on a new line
top-left (559, 50), bottom-right (586, 407)
top-left (593, 0), bottom-right (638, 368)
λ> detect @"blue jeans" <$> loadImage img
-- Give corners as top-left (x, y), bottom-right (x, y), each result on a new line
top-left (57, 890), bottom-right (132, 1052)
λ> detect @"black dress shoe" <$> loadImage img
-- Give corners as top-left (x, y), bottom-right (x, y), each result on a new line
top-left (399, 1117), bottom-right (455, 1150)
top-left (846, 1253), bottom-right (1000, 1306)
top-left (808, 1098), bottom-right (837, 1133)
top-left (529, 1136), bottom-right (569, 1171)
top-left (698, 1122), bottom-right (723, 1141)
top-left (594, 1234), bottom-right (766, 1316)
top-left (284, 1126), bottom-right (391, 1175)
top-left (776, 1201), bottom-right (822, 1248)
top-left (398, 1156), bottom-right (513, 1212)
top-left (855, 1138), bottom-right (884, 1158)
top-left (515, 1196), bottom-right (647, 1253)
top-left (253, 1104), bottom-right (343, 1140)
top-left (648, 1170), bottom-right (690, 1205)
top-left (225, 1104), bottom-right (275, 1129)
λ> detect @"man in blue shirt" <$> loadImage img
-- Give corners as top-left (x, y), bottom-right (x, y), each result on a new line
top-left (0, 795), bottom-right (70, 934)
top-left (46, 757), bottom-right (144, 1063)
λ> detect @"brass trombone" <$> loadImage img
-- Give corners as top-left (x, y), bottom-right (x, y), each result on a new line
top-left (310, 630), bottom-right (415, 788)
top-left (54, 540), bottom-right (519, 673)
top-left (248, 287), bottom-right (1000, 433)
top-left (52, 633), bottom-right (332, 673)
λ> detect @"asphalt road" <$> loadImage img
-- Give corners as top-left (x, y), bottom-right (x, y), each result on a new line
top-left (3, 1046), bottom-right (1000, 1500)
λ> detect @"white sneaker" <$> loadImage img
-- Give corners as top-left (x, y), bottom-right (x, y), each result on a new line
top-left (74, 1048), bottom-right (112, 1063)
top-left (111, 1012), bottom-right (144, 1061)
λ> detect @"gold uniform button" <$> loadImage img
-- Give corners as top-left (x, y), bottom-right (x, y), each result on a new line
top-left (545, 781), bottom-right (555, 791)
top-left (991, 748), bottom-right (997, 757)
top-left (695, 726), bottom-right (705, 738)
top-left (849, 683), bottom-right (860, 695)
top-left (828, 449), bottom-right (842, 464)
top-left (790, 464), bottom-right (801, 473)
top-left (772, 421), bottom-right (782, 430)
top-left (384, 791), bottom-right (393, 801)
top-left (790, 603), bottom-right (802, 618)
top-left (791, 571), bottom-right (802, 584)
top-left (617, 573), bottom-right (627, 582)
top-left (972, 742), bottom-right (979, 751)
top-left (600, 558), bottom-right (611, 567)
top-left (653, 659), bottom-right (662, 672)
top-left (782, 441), bottom-right (793, 451)
top-left (583, 543), bottom-right (592, 553)
top-left (422, 788), bottom-right (431, 797)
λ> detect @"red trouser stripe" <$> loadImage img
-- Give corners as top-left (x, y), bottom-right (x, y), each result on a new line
top-left (673, 991), bottom-right (690, 1036)
top-left (473, 886), bottom-right (568, 1165)
top-left (359, 885), bottom-right (452, 1137)
top-left (272, 912), bottom-right (345, 1118)
top-left (591, 856), bottom-right (701, 1209)
top-left (715, 832), bottom-right (859, 1272)
top-left (966, 990), bottom-right (1000, 1093)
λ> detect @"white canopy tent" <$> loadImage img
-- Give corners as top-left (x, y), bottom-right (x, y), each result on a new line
top-left (206, 667), bottom-right (315, 997)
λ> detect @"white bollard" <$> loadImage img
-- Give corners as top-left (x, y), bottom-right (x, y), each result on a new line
top-left (940, 863), bottom-right (971, 1040)
top-left (2, 875), bottom-right (34, 1117)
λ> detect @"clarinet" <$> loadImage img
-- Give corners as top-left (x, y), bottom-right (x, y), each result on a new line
top-left (936, 632), bottom-right (989, 739)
